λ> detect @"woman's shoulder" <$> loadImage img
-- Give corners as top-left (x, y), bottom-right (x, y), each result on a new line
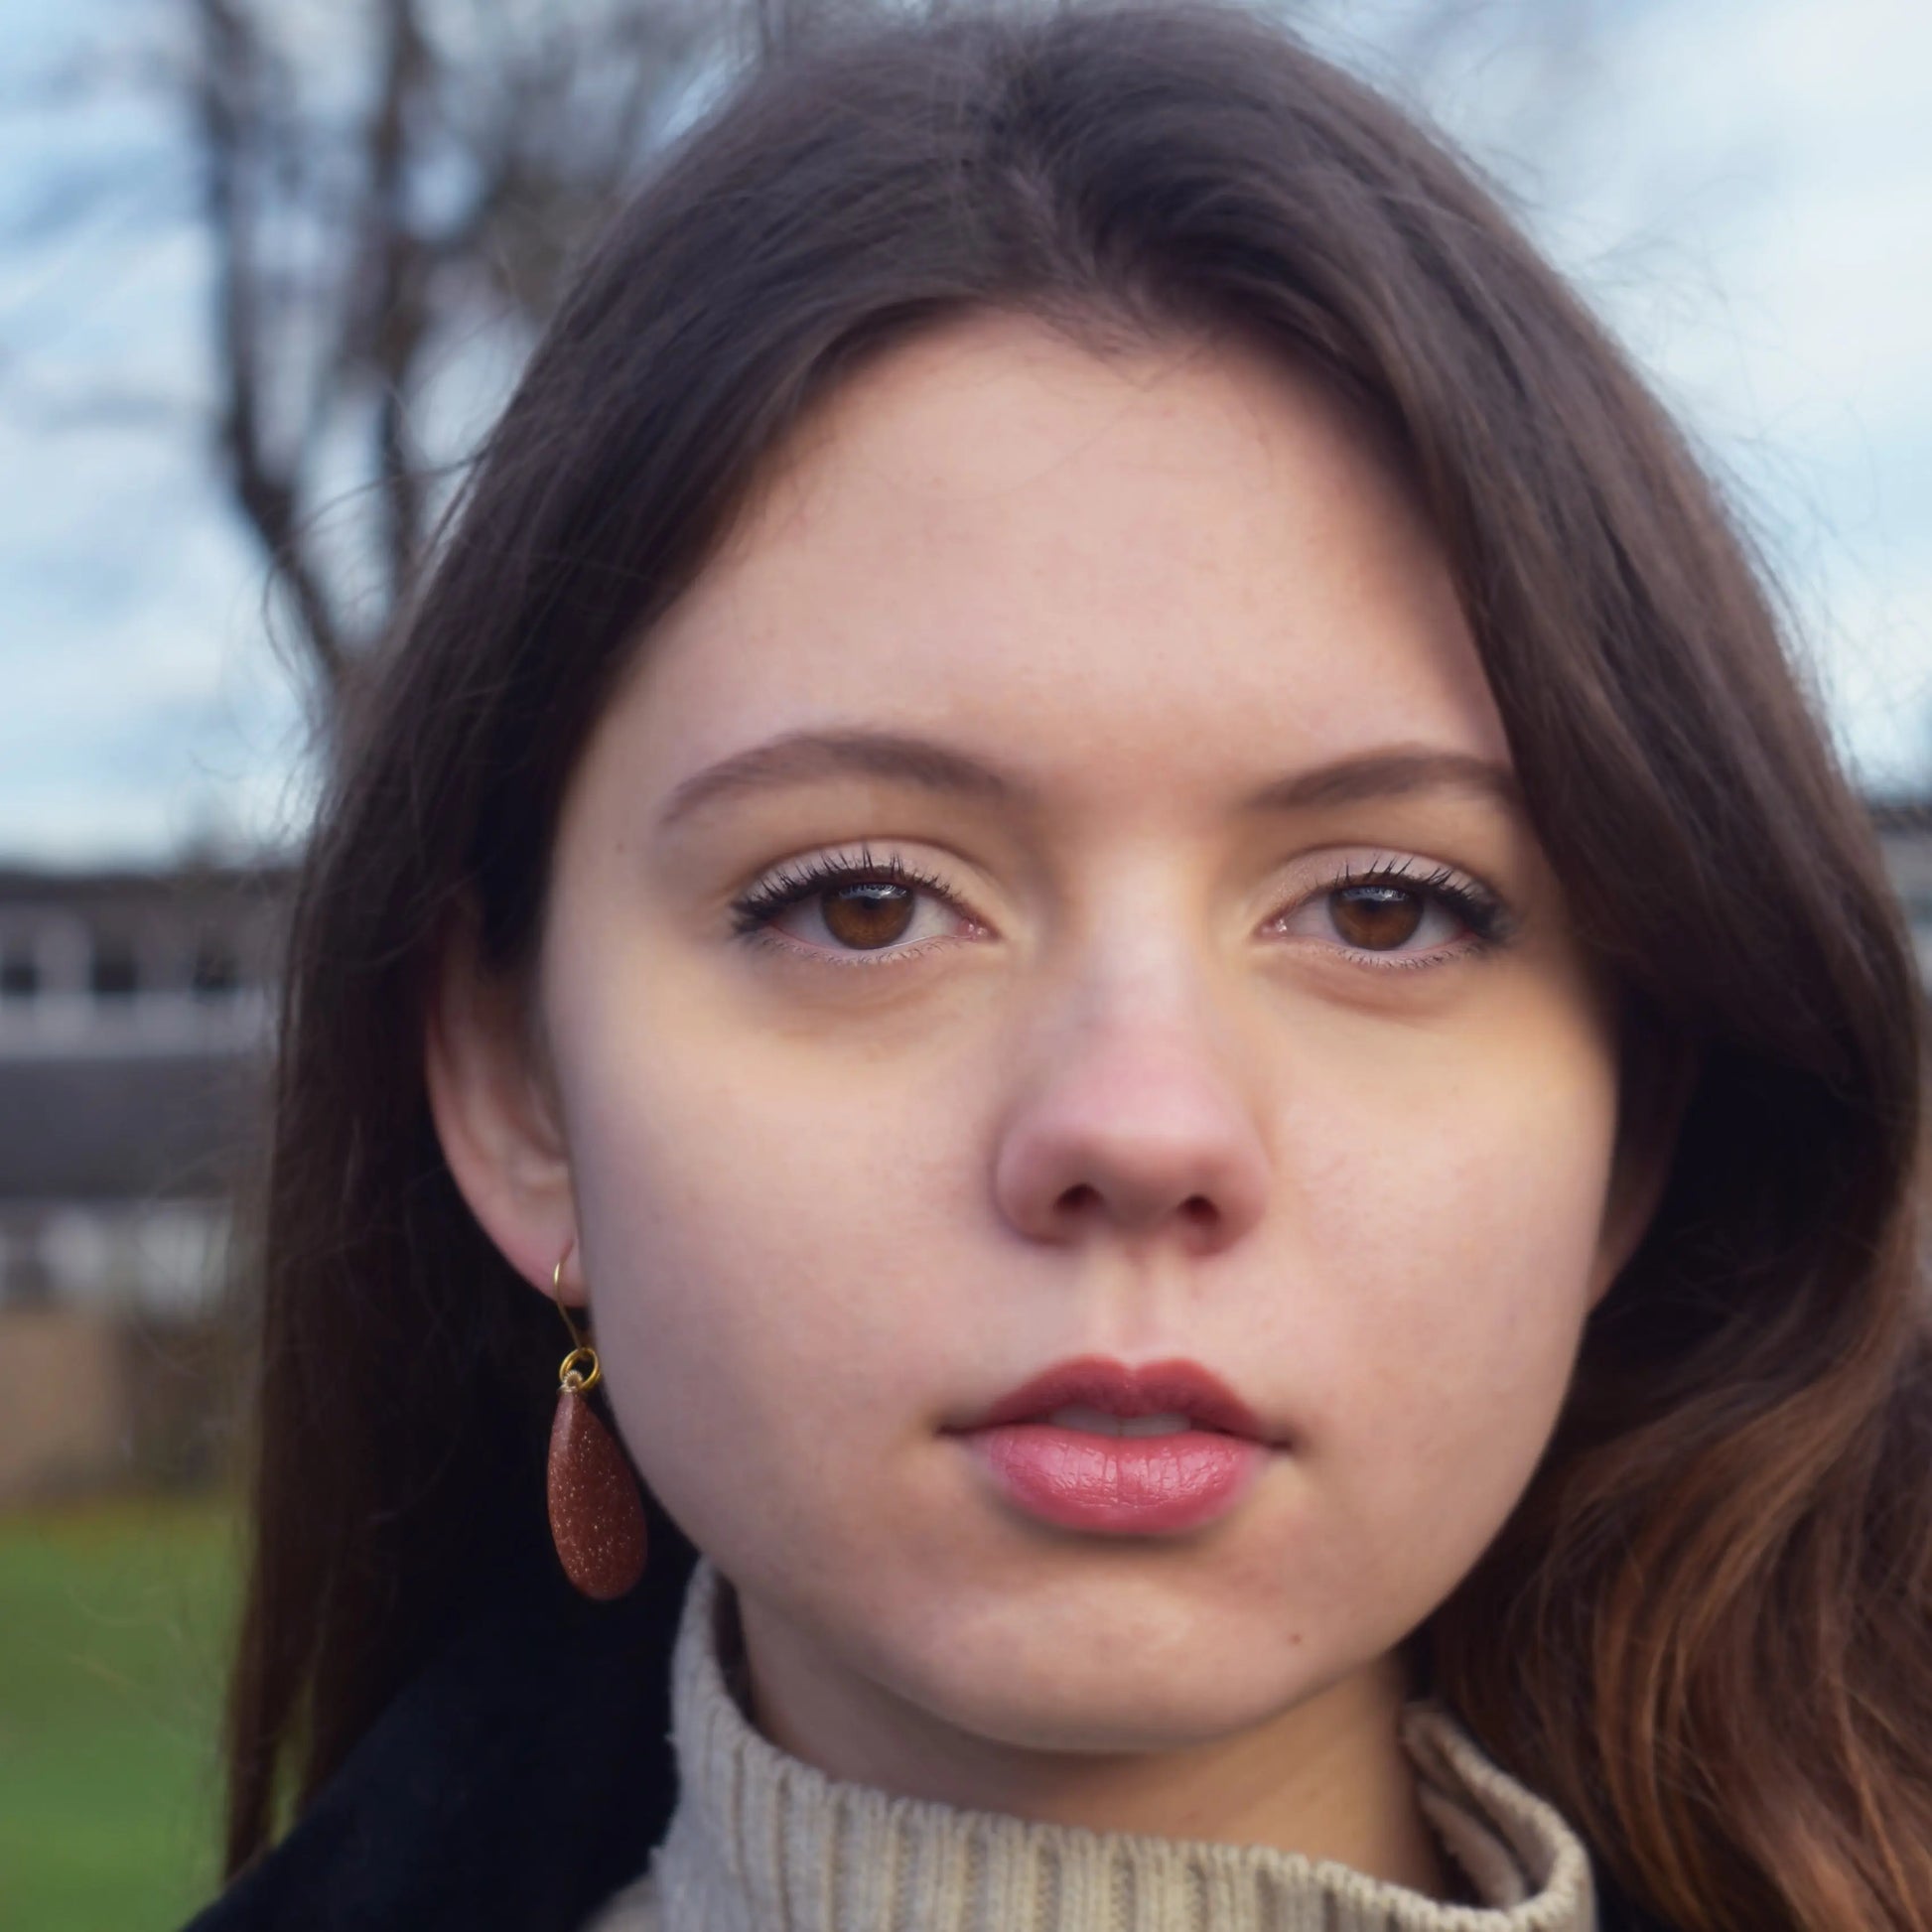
top-left (1594, 1884), bottom-right (1683, 1932)
top-left (578, 1868), bottom-right (660, 1931)
top-left (178, 1573), bottom-right (677, 1932)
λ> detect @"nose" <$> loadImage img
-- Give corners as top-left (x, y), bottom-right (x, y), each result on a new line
top-left (991, 1004), bottom-right (1269, 1257)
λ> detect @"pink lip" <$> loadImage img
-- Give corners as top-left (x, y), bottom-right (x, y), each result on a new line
top-left (963, 1355), bottom-right (1272, 1440)
top-left (950, 1355), bottom-right (1279, 1537)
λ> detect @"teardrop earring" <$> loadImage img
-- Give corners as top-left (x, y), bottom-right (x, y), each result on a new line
top-left (546, 1243), bottom-right (648, 1600)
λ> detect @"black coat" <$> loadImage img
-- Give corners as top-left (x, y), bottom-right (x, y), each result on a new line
top-left (182, 1568), bottom-right (1681, 1932)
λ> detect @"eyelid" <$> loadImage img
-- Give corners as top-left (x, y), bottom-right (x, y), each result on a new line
top-left (729, 843), bottom-right (991, 961)
top-left (1277, 847), bottom-right (1498, 899)
top-left (1263, 850), bottom-right (1514, 965)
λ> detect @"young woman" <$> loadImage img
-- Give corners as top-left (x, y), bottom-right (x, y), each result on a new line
top-left (185, 6), bottom-right (1932, 1930)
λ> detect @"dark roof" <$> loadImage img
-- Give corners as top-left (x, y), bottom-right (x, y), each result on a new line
top-left (0, 862), bottom-right (293, 914)
top-left (0, 1051), bottom-right (267, 1201)
top-left (1867, 798), bottom-right (1932, 837)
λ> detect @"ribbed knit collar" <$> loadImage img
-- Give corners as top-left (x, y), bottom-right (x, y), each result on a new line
top-left (589, 1560), bottom-right (1597, 1932)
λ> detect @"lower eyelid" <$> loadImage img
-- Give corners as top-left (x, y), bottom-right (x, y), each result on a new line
top-left (1268, 930), bottom-right (1474, 970)
top-left (747, 926), bottom-right (969, 969)
top-left (1330, 937), bottom-right (1484, 971)
top-left (1265, 882), bottom-right (1503, 962)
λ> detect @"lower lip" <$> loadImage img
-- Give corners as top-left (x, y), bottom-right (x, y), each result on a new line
top-left (957, 1424), bottom-right (1268, 1534)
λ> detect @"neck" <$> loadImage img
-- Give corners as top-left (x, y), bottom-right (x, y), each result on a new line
top-left (734, 1585), bottom-right (1452, 1900)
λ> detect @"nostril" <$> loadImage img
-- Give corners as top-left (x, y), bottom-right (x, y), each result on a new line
top-left (1057, 1182), bottom-right (1100, 1214)
top-left (1181, 1194), bottom-right (1216, 1224)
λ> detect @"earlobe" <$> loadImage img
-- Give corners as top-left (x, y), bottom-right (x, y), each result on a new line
top-left (423, 904), bottom-right (579, 1299)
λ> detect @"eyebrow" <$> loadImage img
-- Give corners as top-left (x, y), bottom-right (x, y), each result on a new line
top-left (656, 729), bottom-right (1024, 831)
top-left (1242, 748), bottom-right (1523, 817)
top-left (653, 727), bottom-right (1521, 831)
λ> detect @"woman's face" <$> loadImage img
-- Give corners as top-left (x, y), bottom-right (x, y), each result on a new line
top-left (468, 313), bottom-right (1644, 1763)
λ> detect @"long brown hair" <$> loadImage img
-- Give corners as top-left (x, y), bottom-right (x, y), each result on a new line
top-left (218, 6), bottom-right (1932, 1927)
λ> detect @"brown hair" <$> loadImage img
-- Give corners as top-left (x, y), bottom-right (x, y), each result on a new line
top-left (218, 6), bottom-right (1932, 1927)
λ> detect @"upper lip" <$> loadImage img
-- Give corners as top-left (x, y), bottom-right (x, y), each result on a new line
top-left (957, 1355), bottom-right (1273, 1442)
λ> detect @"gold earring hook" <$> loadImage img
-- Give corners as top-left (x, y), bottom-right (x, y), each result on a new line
top-left (553, 1239), bottom-right (601, 1395)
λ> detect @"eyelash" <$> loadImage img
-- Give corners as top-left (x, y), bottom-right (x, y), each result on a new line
top-left (1293, 856), bottom-right (1514, 971)
top-left (730, 848), bottom-right (1514, 972)
top-left (729, 848), bottom-right (964, 967)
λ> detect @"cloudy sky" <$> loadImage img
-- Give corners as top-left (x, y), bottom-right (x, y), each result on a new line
top-left (0, 0), bottom-right (1927, 866)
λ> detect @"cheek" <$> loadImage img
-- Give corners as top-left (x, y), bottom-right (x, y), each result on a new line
top-left (549, 978), bottom-right (987, 1558)
top-left (1260, 986), bottom-right (1619, 1609)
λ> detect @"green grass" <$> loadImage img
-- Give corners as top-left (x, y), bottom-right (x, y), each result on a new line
top-left (0, 1494), bottom-right (240, 1932)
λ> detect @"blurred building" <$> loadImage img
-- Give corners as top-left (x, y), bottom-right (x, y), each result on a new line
top-left (0, 863), bottom-right (284, 1497)
top-left (1871, 800), bottom-right (1932, 985)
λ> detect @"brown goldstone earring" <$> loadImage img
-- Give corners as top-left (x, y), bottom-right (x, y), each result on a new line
top-left (547, 1243), bottom-right (647, 1600)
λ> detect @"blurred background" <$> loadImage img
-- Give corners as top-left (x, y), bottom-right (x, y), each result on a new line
top-left (0, 1), bottom-right (1926, 1925)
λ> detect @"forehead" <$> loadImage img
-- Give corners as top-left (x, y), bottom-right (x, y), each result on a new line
top-left (605, 311), bottom-right (1506, 811)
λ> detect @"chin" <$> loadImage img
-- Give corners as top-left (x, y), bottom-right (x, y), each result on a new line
top-left (872, 1584), bottom-right (1340, 1756)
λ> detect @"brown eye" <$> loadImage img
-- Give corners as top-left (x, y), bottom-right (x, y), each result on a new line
top-left (1328, 884), bottom-right (1424, 950)
top-left (820, 881), bottom-right (917, 949)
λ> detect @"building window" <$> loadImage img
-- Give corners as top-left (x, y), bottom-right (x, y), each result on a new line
top-left (0, 942), bottom-right (36, 999)
top-left (192, 942), bottom-right (240, 999)
top-left (89, 937), bottom-right (139, 999)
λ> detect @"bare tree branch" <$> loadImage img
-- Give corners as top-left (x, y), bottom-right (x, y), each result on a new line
top-left (179, 0), bottom-right (713, 718)
top-left (168, 0), bottom-right (1613, 731)
top-left (363, 0), bottom-right (430, 603)
top-left (193, 0), bottom-right (348, 689)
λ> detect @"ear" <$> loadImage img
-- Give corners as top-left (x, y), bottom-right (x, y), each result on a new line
top-left (1587, 1016), bottom-right (1701, 1309)
top-left (424, 901), bottom-right (581, 1304)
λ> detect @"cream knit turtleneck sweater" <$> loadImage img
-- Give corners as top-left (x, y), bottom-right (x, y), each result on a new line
top-left (585, 1562), bottom-right (1597, 1932)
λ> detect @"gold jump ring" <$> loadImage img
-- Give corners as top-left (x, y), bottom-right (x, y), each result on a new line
top-left (558, 1344), bottom-right (602, 1394)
